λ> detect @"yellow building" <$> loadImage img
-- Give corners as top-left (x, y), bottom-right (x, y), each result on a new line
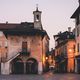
top-left (54, 28), bottom-right (75, 73)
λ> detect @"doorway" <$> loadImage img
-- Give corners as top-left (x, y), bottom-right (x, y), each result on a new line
top-left (26, 58), bottom-right (38, 74)
top-left (11, 58), bottom-right (24, 74)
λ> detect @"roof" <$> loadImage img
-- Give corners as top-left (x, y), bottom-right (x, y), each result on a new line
top-left (0, 23), bottom-right (19, 29)
top-left (71, 6), bottom-right (80, 18)
top-left (3, 29), bottom-right (47, 36)
top-left (0, 22), bottom-right (34, 30)
top-left (54, 31), bottom-right (75, 48)
top-left (54, 31), bottom-right (75, 41)
top-left (0, 22), bottom-right (49, 39)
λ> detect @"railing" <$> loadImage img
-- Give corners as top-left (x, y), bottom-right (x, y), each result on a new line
top-left (1, 49), bottom-right (22, 62)
top-left (7, 49), bottom-right (22, 62)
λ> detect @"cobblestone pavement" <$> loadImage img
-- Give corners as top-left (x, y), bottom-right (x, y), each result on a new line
top-left (0, 72), bottom-right (80, 80)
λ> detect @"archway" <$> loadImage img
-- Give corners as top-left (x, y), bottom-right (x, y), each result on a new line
top-left (26, 58), bottom-right (38, 74)
top-left (11, 58), bottom-right (24, 74)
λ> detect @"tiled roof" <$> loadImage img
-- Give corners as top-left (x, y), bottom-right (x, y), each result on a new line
top-left (0, 22), bottom-right (34, 30)
top-left (0, 23), bottom-right (19, 29)
top-left (54, 31), bottom-right (75, 41)
top-left (0, 22), bottom-right (49, 39)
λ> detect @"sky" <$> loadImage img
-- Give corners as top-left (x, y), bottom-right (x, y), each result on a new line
top-left (0, 0), bottom-right (79, 49)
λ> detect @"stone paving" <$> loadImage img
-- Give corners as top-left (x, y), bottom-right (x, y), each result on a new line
top-left (0, 72), bottom-right (80, 80)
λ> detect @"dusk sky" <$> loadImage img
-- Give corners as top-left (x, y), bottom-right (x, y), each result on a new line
top-left (0, 0), bottom-right (79, 49)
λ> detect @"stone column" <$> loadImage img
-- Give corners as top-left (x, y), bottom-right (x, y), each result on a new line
top-left (1, 61), bottom-right (10, 75)
top-left (24, 62), bottom-right (26, 74)
top-left (38, 62), bottom-right (43, 74)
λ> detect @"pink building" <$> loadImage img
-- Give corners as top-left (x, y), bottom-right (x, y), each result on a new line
top-left (0, 7), bottom-right (49, 74)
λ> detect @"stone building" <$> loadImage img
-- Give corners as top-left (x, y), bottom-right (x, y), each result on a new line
top-left (0, 7), bottom-right (49, 74)
top-left (71, 0), bottom-right (80, 73)
top-left (54, 28), bottom-right (75, 73)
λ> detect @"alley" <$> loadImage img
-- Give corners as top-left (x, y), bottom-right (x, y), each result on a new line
top-left (0, 72), bottom-right (80, 80)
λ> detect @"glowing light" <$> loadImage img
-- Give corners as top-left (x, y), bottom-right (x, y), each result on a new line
top-left (42, 55), bottom-right (45, 64)
top-left (68, 49), bottom-right (72, 52)
top-left (46, 57), bottom-right (48, 60)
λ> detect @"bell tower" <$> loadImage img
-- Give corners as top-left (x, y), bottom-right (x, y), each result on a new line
top-left (33, 5), bottom-right (43, 30)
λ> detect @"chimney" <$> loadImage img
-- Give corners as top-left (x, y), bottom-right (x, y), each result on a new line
top-left (58, 31), bottom-right (62, 35)
top-left (79, 0), bottom-right (80, 5)
top-left (6, 21), bottom-right (8, 24)
top-left (68, 27), bottom-right (71, 32)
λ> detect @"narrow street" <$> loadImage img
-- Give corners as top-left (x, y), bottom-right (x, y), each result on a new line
top-left (0, 72), bottom-right (80, 80)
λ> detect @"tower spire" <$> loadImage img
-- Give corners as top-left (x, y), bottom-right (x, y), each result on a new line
top-left (36, 4), bottom-right (39, 11)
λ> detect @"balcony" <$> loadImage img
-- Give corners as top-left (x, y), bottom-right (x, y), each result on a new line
top-left (20, 48), bottom-right (30, 56)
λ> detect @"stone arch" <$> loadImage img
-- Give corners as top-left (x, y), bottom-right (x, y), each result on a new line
top-left (11, 58), bottom-right (24, 74)
top-left (26, 58), bottom-right (38, 74)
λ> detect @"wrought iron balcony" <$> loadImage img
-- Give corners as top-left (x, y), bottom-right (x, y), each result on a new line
top-left (20, 49), bottom-right (30, 56)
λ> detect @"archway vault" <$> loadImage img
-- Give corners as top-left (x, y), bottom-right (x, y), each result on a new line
top-left (26, 58), bottom-right (38, 74)
top-left (11, 58), bottom-right (24, 74)
top-left (11, 57), bottom-right (38, 74)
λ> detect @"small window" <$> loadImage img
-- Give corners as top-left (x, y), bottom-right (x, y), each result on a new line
top-left (77, 43), bottom-right (79, 52)
top-left (22, 42), bottom-right (27, 53)
top-left (73, 45), bottom-right (75, 53)
top-left (79, 14), bottom-right (80, 24)
top-left (77, 27), bottom-right (79, 37)
top-left (76, 15), bottom-right (79, 25)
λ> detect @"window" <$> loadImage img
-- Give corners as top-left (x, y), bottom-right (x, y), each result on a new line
top-left (77, 43), bottom-right (79, 52)
top-left (79, 14), bottom-right (80, 24)
top-left (22, 42), bottom-right (27, 53)
top-left (73, 45), bottom-right (75, 53)
top-left (77, 27), bottom-right (79, 37)
top-left (76, 15), bottom-right (79, 25)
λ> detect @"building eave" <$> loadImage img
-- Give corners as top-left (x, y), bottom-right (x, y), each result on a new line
top-left (71, 6), bottom-right (80, 18)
